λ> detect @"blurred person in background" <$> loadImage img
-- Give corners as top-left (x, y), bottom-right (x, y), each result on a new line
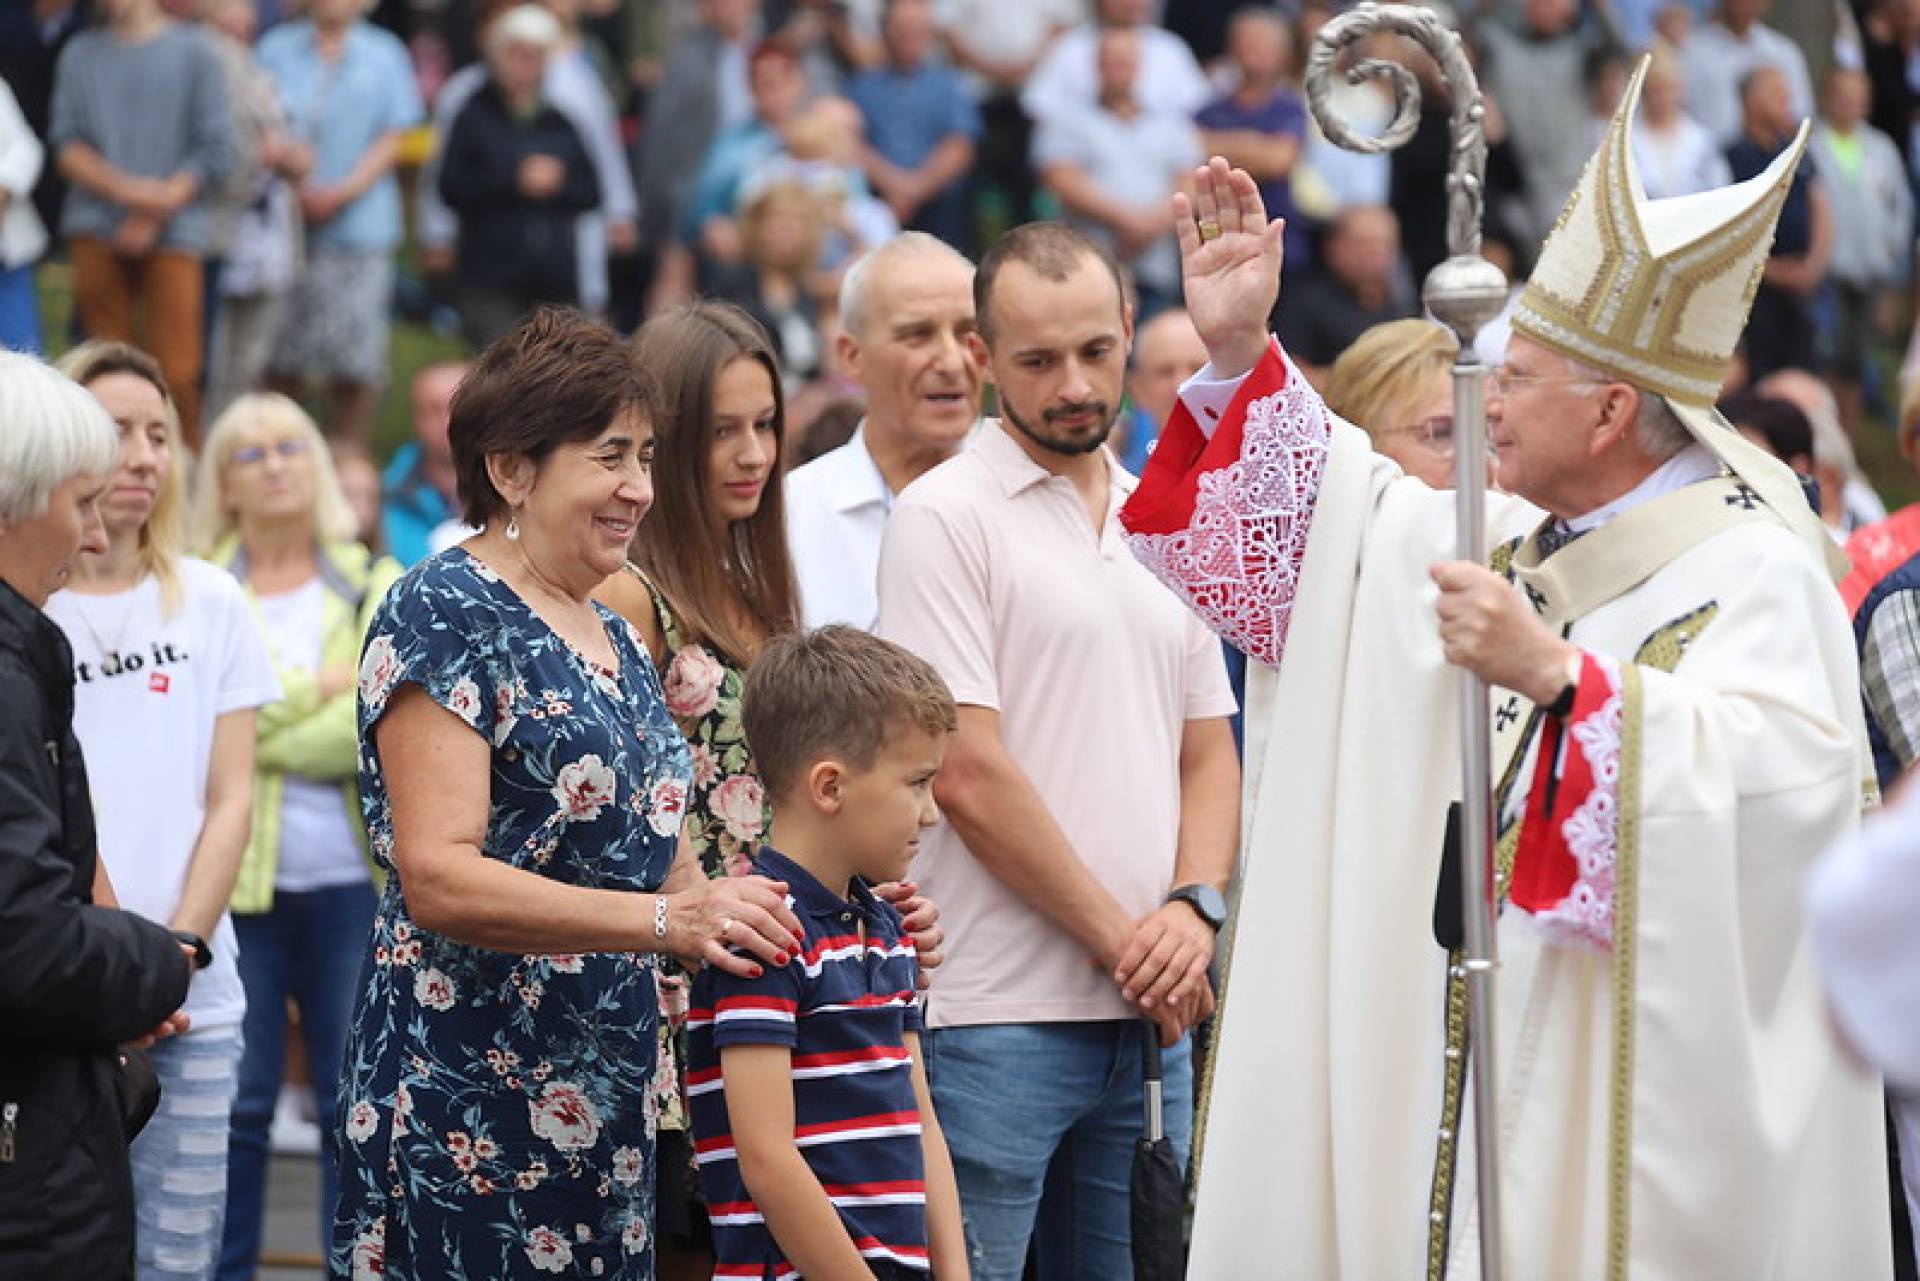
top-left (50, 0), bottom-right (232, 444)
top-left (1811, 64), bottom-right (1912, 433)
top-left (1277, 203), bottom-right (1414, 381)
top-left (641, 3), bottom-right (783, 309)
top-left (710, 179), bottom-right (829, 382)
top-left (49, 341), bottom-right (280, 1281)
top-left (1022, 0), bottom-right (1208, 129)
top-left (1756, 367), bottom-right (1887, 534)
top-left (382, 360), bottom-right (470, 567)
top-left (257, 0), bottom-right (422, 446)
top-left (1322, 317), bottom-right (1464, 491)
top-left (935, 0), bottom-right (1078, 229)
top-left (1034, 26), bottom-right (1202, 317)
top-left (194, 394), bottom-right (400, 1281)
top-left (848, 0), bottom-right (980, 251)
top-left (199, 0), bottom-right (306, 423)
top-left (331, 447), bottom-right (384, 549)
top-left (683, 39), bottom-right (812, 282)
top-left (1842, 381), bottom-right (1920, 613)
top-left (1197, 7), bottom-right (1309, 281)
top-left (784, 231), bottom-right (980, 627)
top-left (0, 77), bottom-right (47, 354)
top-left (0, 351), bottom-right (195, 1281)
top-left (419, 0), bottom-right (638, 323)
top-left (1683, 0), bottom-right (1813, 145)
top-left (437, 4), bottom-right (602, 347)
top-left (1116, 306), bottom-right (1205, 473)
top-left (1631, 41), bottom-right (1731, 199)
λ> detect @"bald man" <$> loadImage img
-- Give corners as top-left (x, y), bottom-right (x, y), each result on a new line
top-left (1116, 306), bottom-right (1207, 471)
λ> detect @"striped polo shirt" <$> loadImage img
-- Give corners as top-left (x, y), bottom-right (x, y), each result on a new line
top-left (687, 847), bottom-right (927, 1279)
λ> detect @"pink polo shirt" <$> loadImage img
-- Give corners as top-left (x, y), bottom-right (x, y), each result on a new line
top-left (876, 422), bottom-right (1237, 1028)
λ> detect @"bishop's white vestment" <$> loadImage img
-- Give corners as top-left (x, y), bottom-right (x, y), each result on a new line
top-left (1119, 340), bottom-right (1891, 1280)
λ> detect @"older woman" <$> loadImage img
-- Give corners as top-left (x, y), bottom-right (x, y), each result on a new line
top-left (192, 394), bottom-right (401, 1281)
top-left (1322, 317), bottom-right (1466, 490)
top-left (0, 352), bottom-right (194, 1278)
top-left (49, 341), bottom-right (281, 1281)
top-left (332, 309), bottom-right (804, 1280)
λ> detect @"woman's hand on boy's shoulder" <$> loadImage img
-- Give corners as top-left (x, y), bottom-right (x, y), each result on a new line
top-left (875, 880), bottom-right (944, 991)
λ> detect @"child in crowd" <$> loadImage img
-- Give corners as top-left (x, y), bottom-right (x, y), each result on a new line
top-left (688, 627), bottom-right (968, 1280)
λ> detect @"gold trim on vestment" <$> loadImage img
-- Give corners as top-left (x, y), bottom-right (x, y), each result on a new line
top-left (1607, 665), bottom-right (1647, 1281)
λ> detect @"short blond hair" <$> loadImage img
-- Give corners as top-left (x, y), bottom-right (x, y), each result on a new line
top-left (743, 626), bottom-right (958, 802)
top-left (1321, 318), bottom-right (1458, 441)
top-left (193, 393), bottom-right (360, 550)
top-left (55, 341), bottom-right (190, 614)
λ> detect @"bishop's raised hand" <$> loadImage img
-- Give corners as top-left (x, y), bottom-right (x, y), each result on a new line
top-left (1175, 157), bottom-right (1286, 382)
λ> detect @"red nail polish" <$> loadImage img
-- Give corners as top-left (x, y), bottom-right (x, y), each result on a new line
top-left (749, 965), bottom-right (764, 978)
top-left (775, 952), bottom-right (790, 967)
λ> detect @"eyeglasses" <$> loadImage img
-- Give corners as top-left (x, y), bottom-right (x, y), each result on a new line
top-left (1384, 415), bottom-right (1495, 458)
top-left (1487, 366), bottom-right (1603, 398)
top-left (229, 439), bottom-right (311, 467)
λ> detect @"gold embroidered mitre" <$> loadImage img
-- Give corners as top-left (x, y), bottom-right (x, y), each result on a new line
top-left (1512, 58), bottom-right (1809, 406)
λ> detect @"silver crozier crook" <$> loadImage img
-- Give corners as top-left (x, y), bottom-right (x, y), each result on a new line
top-left (1305, 7), bottom-right (1511, 1279)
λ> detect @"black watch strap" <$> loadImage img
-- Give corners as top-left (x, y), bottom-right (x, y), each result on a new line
top-left (171, 930), bottom-right (212, 971)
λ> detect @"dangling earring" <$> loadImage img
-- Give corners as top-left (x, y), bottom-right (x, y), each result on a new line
top-left (504, 514), bottom-right (521, 541)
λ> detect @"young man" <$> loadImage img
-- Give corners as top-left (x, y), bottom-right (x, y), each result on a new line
top-left (688, 626), bottom-right (968, 1281)
top-left (875, 221), bottom-right (1240, 1279)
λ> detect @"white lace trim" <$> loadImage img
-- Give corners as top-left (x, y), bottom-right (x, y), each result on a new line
top-left (1534, 653), bottom-right (1624, 952)
top-left (1122, 361), bottom-right (1330, 668)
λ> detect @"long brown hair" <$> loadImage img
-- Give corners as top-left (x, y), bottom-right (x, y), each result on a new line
top-left (629, 302), bottom-right (800, 660)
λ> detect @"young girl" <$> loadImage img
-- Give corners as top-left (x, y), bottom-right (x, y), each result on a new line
top-left (599, 300), bottom-right (799, 1275)
top-left (48, 342), bottom-right (280, 1281)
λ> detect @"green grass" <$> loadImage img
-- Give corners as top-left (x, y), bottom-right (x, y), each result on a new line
top-left (35, 257), bottom-right (467, 468)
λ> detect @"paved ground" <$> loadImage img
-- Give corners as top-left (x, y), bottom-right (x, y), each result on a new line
top-left (256, 1153), bottom-right (326, 1279)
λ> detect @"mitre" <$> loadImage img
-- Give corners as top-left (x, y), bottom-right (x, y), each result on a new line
top-left (1512, 56), bottom-right (1847, 577)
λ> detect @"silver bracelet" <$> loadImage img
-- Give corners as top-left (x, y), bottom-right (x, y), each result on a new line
top-left (653, 895), bottom-right (670, 942)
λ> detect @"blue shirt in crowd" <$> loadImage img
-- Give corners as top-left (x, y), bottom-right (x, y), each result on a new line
top-left (1195, 87), bottom-right (1311, 269)
top-left (256, 20), bottom-right (422, 253)
top-left (847, 60), bottom-right (981, 171)
top-left (1726, 133), bottom-right (1817, 258)
top-left (688, 847), bottom-right (930, 1277)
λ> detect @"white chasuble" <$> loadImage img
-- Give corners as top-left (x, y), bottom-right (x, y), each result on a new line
top-left (1120, 340), bottom-right (1890, 1280)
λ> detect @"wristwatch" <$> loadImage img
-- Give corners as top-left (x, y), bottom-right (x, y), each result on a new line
top-left (171, 930), bottom-right (212, 971)
top-left (1166, 884), bottom-right (1228, 933)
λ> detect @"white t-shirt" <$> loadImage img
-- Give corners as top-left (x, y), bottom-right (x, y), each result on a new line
top-left (254, 577), bottom-right (371, 893)
top-left (47, 558), bottom-right (282, 1030)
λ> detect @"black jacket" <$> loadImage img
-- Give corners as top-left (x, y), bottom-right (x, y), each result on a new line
top-left (0, 578), bottom-right (191, 1280)
top-left (438, 82), bottom-right (601, 297)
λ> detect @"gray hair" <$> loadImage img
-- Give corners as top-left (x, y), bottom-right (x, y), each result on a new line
top-left (838, 231), bottom-right (973, 340)
top-left (1565, 356), bottom-right (1692, 459)
top-left (0, 351), bottom-right (120, 524)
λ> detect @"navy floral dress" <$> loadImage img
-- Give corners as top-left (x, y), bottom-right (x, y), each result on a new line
top-left (331, 551), bottom-right (692, 1280)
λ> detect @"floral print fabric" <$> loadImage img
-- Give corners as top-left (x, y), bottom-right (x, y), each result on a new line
top-left (331, 551), bottom-right (692, 1280)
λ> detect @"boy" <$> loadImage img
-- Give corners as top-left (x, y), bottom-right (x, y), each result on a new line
top-left (689, 626), bottom-right (969, 1280)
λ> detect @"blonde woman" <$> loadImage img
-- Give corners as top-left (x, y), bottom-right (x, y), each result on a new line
top-left (1322, 317), bottom-right (1467, 490)
top-left (192, 394), bottom-right (401, 1281)
top-left (47, 341), bottom-right (280, 1281)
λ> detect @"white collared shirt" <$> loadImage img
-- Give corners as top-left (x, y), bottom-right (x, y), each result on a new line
top-left (785, 425), bottom-right (897, 630)
top-left (1567, 443), bottom-right (1722, 534)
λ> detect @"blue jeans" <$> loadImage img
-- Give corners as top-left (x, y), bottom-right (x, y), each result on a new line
top-left (217, 881), bottom-right (377, 1281)
top-left (922, 1021), bottom-right (1193, 1281)
top-left (133, 1026), bottom-right (246, 1280)
top-left (0, 262), bottom-right (41, 354)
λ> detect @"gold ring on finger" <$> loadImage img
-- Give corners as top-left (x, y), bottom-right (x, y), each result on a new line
top-left (1197, 218), bottom-right (1223, 243)
top-left (719, 916), bottom-right (733, 937)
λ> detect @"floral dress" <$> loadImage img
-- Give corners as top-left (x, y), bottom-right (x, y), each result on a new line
top-left (331, 551), bottom-right (692, 1281)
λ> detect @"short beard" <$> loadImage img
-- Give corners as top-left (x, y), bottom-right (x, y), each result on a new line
top-left (1001, 396), bottom-right (1119, 457)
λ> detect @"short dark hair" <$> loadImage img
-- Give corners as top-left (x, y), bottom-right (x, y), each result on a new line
top-left (1719, 391), bottom-right (1813, 470)
top-left (450, 308), bottom-right (655, 528)
top-left (974, 221), bottom-right (1128, 345)
top-left (743, 626), bottom-right (958, 802)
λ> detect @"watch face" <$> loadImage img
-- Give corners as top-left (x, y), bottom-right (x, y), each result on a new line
top-left (1177, 885), bottom-right (1227, 929)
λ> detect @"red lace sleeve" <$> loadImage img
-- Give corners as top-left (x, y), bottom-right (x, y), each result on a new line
top-left (1508, 651), bottom-right (1625, 951)
top-left (1119, 338), bottom-right (1330, 668)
